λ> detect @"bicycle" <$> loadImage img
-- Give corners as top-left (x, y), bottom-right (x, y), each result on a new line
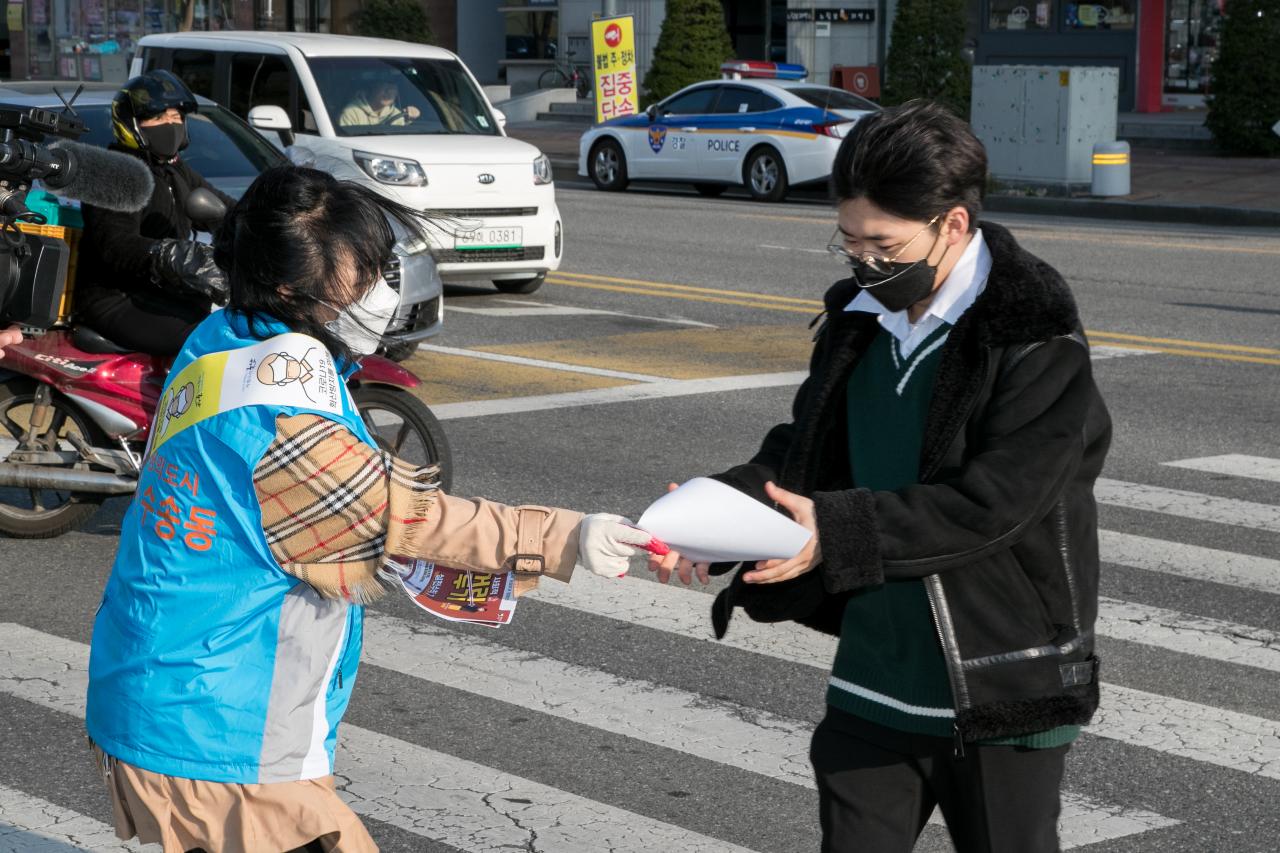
top-left (537, 51), bottom-right (592, 99)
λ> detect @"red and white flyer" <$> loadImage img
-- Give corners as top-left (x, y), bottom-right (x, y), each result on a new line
top-left (389, 557), bottom-right (518, 627)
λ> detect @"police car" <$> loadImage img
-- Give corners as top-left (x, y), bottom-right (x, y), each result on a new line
top-left (578, 61), bottom-right (879, 202)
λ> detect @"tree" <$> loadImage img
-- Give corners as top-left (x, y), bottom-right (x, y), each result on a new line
top-left (882, 0), bottom-right (971, 117)
top-left (643, 0), bottom-right (735, 105)
top-left (348, 0), bottom-right (433, 44)
top-left (1206, 0), bottom-right (1280, 156)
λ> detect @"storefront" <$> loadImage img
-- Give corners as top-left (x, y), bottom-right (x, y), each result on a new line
top-left (2, 0), bottom-right (346, 82)
top-left (973, 0), bottom-right (1139, 110)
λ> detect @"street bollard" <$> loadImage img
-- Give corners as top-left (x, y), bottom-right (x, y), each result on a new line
top-left (1091, 141), bottom-right (1131, 196)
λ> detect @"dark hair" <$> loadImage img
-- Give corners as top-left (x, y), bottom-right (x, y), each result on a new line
top-left (830, 100), bottom-right (987, 230)
top-left (213, 165), bottom-right (428, 364)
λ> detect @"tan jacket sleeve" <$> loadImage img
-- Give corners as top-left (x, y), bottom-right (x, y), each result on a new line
top-left (255, 414), bottom-right (580, 600)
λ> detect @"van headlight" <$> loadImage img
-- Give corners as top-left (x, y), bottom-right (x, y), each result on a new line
top-left (354, 151), bottom-right (428, 186)
top-left (532, 153), bottom-right (553, 185)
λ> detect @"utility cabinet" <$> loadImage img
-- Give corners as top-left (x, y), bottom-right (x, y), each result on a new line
top-left (971, 65), bottom-right (1119, 187)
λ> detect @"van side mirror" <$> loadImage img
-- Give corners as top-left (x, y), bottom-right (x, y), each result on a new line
top-left (492, 108), bottom-right (507, 130)
top-left (247, 105), bottom-right (295, 148)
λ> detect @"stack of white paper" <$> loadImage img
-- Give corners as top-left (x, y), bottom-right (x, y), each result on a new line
top-left (637, 477), bottom-right (811, 564)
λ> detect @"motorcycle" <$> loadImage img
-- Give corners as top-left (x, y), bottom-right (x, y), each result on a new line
top-left (0, 190), bottom-right (452, 538)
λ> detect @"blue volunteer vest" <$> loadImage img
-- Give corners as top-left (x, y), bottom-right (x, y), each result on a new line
top-left (86, 309), bottom-right (376, 784)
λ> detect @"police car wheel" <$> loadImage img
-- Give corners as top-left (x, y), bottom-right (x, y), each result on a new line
top-left (590, 139), bottom-right (629, 191)
top-left (744, 146), bottom-right (789, 203)
top-left (694, 183), bottom-right (726, 198)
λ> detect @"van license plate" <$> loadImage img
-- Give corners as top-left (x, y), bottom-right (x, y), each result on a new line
top-left (455, 227), bottom-right (523, 249)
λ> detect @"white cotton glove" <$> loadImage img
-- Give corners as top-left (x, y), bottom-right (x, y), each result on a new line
top-left (576, 514), bottom-right (654, 578)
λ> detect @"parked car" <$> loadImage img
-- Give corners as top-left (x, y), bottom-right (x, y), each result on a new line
top-left (0, 82), bottom-right (442, 359)
top-left (132, 32), bottom-right (563, 295)
top-left (579, 61), bottom-right (880, 202)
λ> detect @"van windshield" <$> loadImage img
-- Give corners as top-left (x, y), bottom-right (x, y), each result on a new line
top-left (307, 56), bottom-right (499, 137)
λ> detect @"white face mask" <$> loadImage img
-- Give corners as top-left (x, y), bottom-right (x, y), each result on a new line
top-left (326, 277), bottom-right (399, 356)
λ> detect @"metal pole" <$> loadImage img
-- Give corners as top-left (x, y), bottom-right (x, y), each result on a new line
top-left (604, 0), bottom-right (618, 17)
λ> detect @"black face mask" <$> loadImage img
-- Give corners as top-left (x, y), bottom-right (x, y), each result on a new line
top-left (850, 257), bottom-right (939, 313)
top-left (141, 122), bottom-right (187, 159)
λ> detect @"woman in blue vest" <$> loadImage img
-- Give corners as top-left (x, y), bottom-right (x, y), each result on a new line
top-left (86, 165), bottom-right (650, 853)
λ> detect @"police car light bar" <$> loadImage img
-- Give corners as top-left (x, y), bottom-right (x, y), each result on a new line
top-left (720, 60), bottom-right (807, 81)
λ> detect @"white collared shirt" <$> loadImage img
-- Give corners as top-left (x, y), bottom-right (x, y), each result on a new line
top-left (843, 229), bottom-right (992, 357)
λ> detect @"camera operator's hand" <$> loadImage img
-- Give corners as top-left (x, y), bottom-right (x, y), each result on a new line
top-left (149, 239), bottom-right (229, 306)
top-left (0, 325), bottom-right (21, 358)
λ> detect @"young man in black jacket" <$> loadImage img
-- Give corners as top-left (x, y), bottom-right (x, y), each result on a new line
top-left (652, 101), bottom-right (1111, 852)
top-left (76, 70), bottom-right (232, 356)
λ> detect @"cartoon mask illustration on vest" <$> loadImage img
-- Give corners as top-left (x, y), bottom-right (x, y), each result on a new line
top-left (256, 349), bottom-right (318, 402)
top-left (156, 382), bottom-right (196, 439)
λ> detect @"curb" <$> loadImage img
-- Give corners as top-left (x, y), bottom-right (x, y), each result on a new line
top-left (544, 157), bottom-right (1280, 227)
top-left (981, 195), bottom-right (1280, 228)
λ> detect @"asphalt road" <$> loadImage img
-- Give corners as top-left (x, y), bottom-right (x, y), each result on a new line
top-left (2, 182), bottom-right (1278, 853)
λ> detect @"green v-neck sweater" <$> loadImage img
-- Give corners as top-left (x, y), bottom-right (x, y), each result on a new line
top-left (826, 325), bottom-right (1079, 749)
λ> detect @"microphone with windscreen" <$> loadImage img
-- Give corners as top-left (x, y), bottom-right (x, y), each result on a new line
top-left (43, 140), bottom-right (155, 212)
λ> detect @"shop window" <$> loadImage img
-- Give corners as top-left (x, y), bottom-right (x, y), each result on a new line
top-left (1064, 0), bottom-right (1135, 29)
top-left (504, 10), bottom-right (558, 60)
top-left (987, 0), bottom-right (1055, 30)
top-left (1164, 0), bottom-right (1222, 94)
top-left (172, 50), bottom-right (216, 99)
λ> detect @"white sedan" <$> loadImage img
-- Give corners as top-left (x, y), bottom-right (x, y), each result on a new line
top-left (579, 64), bottom-right (879, 202)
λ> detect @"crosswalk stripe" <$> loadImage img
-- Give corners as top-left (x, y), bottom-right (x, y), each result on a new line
top-left (1099, 530), bottom-right (1280, 594)
top-left (1096, 597), bottom-right (1280, 672)
top-left (1163, 454), bottom-right (1280, 484)
top-left (418, 343), bottom-right (667, 383)
top-left (431, 371), bottom-right (808, 421)
top-left (361, 612), bottom-right (816, 788)
top-left (1091, 684), bottom-right (1280, 780)
top-left (0, 624), bottom-right (761, 853)
top-left (0, 783), bottom-right (140, 852)
top-left (1095, 478), bottom-right (1280, 534)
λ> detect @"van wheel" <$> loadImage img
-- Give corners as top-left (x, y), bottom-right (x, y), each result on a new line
top-left (494, 274), bottom-right (545, 295)
top-left (694, 183), bottom-right (726, 197)
top-left (744, 146), bottom-right (789, 202)
top-left (589, 139), bottom-right (629, 191)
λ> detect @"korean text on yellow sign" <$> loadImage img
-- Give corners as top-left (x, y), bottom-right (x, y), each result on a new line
top-left (591, 16), bottom-right (639, 124)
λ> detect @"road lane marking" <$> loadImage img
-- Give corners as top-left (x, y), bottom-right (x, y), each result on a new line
top-left (547, 274), bottom-right (1273, 363)
top-left (1096, 478), bottom-right (1280, 534)
top-left (0, 625), bottom-right (761, 853)
top-left (0, 783), bottom-right (140, 851)
top-left (546, 277), bottom-right (819, 315)
top-left (447, 299), bottom-right (716, 328)
top-left (417, 344), bottom-right (667, 383)
top-left (430, 371), bottom-right (808, 420)
top-left (397, 349), bottom-right (630, 406)
top-left (0, 624), bottom-right (1177, 851)
top-left (552, 271), bottom-right (824, 306)
top-left (1098, 530), bottom-right (1280, 594)
top-left (1163, 454), bottom-right (1280, 484)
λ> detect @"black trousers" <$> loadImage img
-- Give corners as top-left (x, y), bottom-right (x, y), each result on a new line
top-left (811, 707), bottom-right (1068, 853)
top-left (77, 288), bottom-right (208, 357)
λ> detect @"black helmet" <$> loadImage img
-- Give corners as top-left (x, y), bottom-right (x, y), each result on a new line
top-left (112, 70), bottom-right (198, 153)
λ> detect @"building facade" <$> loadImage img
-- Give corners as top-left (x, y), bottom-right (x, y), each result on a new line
top-left (0, 0), bottom-right (1212, 112)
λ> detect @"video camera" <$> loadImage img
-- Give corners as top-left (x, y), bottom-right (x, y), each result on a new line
top-left (0, 89), bottom-right (90, 332)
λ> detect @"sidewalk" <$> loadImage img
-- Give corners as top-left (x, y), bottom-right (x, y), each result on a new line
top-left (507, 120), bottom-right (1280, 227)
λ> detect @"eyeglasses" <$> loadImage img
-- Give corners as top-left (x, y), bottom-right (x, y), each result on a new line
top-left (826, 215), bottom-right (941, 275)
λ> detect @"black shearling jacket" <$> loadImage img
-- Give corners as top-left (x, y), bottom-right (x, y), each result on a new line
top-left (710, 221), bottom-right (1112, 743)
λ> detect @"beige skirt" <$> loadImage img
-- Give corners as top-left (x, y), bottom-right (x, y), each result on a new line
top-left (90, 742), bottom-right (378, 853)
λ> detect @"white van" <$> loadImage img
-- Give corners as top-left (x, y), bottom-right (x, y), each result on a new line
top-left (132, 32), bottom-right (562, 296)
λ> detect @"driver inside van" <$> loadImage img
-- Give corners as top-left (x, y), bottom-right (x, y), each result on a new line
top-left (339, 79), bottom-right (421, 127)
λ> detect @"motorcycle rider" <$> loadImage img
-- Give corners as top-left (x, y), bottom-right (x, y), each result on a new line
top-left (75, 70), bottom-right (232, 356)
